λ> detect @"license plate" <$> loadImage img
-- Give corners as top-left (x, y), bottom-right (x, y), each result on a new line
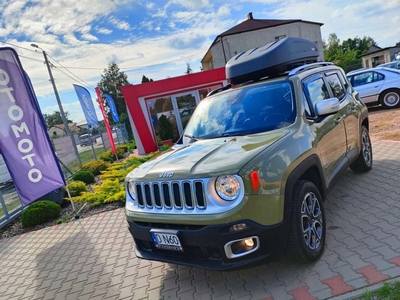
top-left (150, 229), bottom-right (183, 251)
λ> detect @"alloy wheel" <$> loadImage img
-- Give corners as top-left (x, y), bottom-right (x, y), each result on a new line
top-left (301, 192), bottom-right (323, 251)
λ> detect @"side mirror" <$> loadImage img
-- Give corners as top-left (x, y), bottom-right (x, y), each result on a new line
top-left (315, 97), bottom-right (340, 116)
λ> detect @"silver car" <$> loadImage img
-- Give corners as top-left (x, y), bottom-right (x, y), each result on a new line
top-left (347, 67), bottom-right (400, 109)
top-left (375, 61), bottom-right (400, 70)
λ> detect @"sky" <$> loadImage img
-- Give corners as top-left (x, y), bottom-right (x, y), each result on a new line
top-left (1, 0), bottom-right (399, 123)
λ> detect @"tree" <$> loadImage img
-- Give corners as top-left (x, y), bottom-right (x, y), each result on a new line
top-left (185, 63), bottom-right (193, 74)
top-left (141, 75), bottom-right (153, 83)
top-left (324, 33), bottom-right (377, 72)
top-left (43, 110), bottom-right (72, 128)
top-left (97, 62), bottom-right (133, 139)
top-left (158, 115), bottom-right (174, 141)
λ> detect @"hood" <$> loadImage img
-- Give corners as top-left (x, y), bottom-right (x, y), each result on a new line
top-left (128, 129), bottom-right (289, 180)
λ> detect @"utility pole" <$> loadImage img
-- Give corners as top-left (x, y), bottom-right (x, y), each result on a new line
top-left (31, 44), bottom-right (82, 167)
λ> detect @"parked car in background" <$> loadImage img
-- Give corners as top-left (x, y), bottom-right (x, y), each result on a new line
top-left (347, 68), bottom-right (400, 109)
top-left (78, 134), bottom-right (92, 147)
top-left (375, 61), bottom-right (400, 70)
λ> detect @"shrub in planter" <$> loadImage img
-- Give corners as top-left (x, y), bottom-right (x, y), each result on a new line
top-left (67, 180), bottom-right (87, 197)
top-left (21, 200), bottom-right (61, 228)
top-left (99, 148), bottom-right (125, 162)
top-left (116, 144), bottom-right (128, 153)
top-left (81, 160), bottom-right (109, 176)
top-left (72, 170), bottom-right (95, 184)
top-left (100, 151), bottom-right (114, 162)
top-left (158, 115), bottom-right (174, 141)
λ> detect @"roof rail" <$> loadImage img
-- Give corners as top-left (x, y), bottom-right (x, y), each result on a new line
top-left (287, 62), bottom-right (335, 76)
top-left (206, 83), bottom-right (232, 97)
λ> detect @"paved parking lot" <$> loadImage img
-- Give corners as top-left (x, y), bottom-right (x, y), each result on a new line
top-left (1, 140), bottom-right (400, 300)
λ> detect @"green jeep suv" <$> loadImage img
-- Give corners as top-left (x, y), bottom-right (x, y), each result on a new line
top-left (125, 37), bottom-right (372, 270)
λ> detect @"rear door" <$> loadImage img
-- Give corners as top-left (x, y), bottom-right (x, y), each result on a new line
top-left (325, 70), bottom-right (360, 160)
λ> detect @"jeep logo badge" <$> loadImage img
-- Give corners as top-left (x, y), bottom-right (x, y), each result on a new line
top-left (159, 172), bottom-right (174, 178)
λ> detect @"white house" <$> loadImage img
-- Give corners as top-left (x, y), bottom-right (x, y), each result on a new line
top-left (201, 13), bottom-right (324, 70)
top-left (47, 123), bottom-right (81, 138)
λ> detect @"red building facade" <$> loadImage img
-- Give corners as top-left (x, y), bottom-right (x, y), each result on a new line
top-left (120, 68), bottom-right (227, 154)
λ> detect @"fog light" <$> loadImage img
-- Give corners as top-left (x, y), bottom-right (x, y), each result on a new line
top-left (230, 223), bottom-right (249, 232)
top-left (244, 238), bottom-right (254, 248)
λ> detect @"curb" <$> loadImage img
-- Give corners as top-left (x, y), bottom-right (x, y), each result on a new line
top-left (327, 276), bottom-right (400, 300)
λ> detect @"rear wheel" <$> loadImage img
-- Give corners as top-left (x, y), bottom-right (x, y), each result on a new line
top-left (287, 180), bottom-right (326, 262)
top-left (380, 89), bottom-right (400, 109)
top-left (350, 125), bottom-right (373, 173)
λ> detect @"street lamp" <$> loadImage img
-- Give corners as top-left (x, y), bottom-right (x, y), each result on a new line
top-left (31, 43), bottom-right (81, 167)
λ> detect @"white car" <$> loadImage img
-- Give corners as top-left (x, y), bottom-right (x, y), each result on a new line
top-left (347, 67), bottom-right (400, 109)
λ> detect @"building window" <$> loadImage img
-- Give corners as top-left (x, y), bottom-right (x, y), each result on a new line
top-left (275, 35), bottom-right (286, 41)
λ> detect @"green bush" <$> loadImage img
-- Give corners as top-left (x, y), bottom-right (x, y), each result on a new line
top-left (67, 181), bottom-right (87, 197)
top-left (116, 144), bottom-right (128, 153)
top-left (21, 200), bottom-right (61, 228)
top-left (72, 170), bottom-right (95, 184)
top-left (127, 141), bottom-right (136, 152)
top-left (158, 115), bottom-right (174, 141)
top-left (81, 160), bottom-right (109, 176)
top-left (99, 148), bottom-right (125, 162)
top-left (99, 151), bottom-right (114, 162)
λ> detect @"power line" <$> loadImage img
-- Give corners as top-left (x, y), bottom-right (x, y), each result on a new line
top-left (52, 65), bottom-right (94, 90)
top-left (19, 55), bottom-right (44, 63)
top-left (46, 53), bottom-right (95, 89)
top-left (51, 48), bottom-right (208, 71)
top-left (0, 41), bottom-right (40, 53)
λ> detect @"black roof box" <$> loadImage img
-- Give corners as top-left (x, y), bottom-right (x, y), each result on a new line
top-left (226, 37), bottom-right (319, 85)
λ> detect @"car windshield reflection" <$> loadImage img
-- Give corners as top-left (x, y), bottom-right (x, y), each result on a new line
top-left (183, 81), bottom-right (296, 141)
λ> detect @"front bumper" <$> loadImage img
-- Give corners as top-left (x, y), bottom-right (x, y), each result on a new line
top-left (127, 219), bottom-right (288, 270)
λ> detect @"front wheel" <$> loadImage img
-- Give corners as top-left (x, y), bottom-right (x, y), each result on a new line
top-left (287, 180), bottom-right (326, 262)
top-left (350, 125), bottom-right (373, 173)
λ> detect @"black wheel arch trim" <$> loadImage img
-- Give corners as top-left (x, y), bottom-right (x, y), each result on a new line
top-left (283, 154), bottom-right (326, 223)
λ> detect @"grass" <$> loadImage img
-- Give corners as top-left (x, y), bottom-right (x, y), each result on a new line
top-left (361, 282), bottom-right (400, 300)
top-left (0, 196), bottom-right (22, 218)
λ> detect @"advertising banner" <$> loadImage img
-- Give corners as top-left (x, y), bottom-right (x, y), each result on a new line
top-left (73, 84), bottom-right (99, 126)
top-left (95, 87), bottom-right (117, 154)
top-left (104, 93), bottom-right (120, 123)
top-left (0, 47), bottom-right (65, 206)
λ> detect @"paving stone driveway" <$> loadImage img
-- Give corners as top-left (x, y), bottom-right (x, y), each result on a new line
top-left (1, 140), bottom-right (400, 300)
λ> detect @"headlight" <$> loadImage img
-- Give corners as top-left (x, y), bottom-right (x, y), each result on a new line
top-left (215, 175), bottom-right (241, 201)
top-left (126, 181), bottom-right (136, 210)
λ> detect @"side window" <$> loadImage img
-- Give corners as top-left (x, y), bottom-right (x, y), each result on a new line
top-left (304, 77), bottom-right (330, 110)
top-left (325, 73), bottom-right (345, 100)
top-left (373, 72), bottom-right (384, 81)
top-left (352, 72), bottom-right (373, 87)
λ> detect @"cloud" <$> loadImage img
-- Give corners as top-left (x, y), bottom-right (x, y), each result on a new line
top-left (108, 16), bottom-right (131, 31)
top-left (96, 27), bottom-right (113, 35)
top-left (169, 0), bottom-right (210, 10)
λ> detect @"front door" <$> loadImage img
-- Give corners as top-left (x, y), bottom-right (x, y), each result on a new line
top-left (171, 92), bottom-right (199, 134)
top-left (303, 75), bottom-right (347, 186)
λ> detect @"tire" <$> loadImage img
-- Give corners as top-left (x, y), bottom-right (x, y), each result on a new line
top-left (350, 125), bottom-right (373, 173)
top-left (287, 180), bottom-right (326, 262)
top-left (380, 89), bottom-right (400, 109)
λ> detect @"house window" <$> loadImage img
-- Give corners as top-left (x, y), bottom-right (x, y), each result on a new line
top-left (365, 60), bottom-right (370, 68)
top-left (53, 131), bottom-right (57, 136)
top-left (275, 35), bottom-right (286, 41)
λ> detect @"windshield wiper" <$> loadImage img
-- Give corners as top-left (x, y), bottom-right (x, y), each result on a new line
top-left (183, 134), bottom-right (200, 142)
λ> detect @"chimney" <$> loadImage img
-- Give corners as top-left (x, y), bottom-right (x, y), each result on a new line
top-left (247, 12), bottom-right (253, 20)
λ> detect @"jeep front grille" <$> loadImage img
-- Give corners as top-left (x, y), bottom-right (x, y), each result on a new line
top-left (135, 181), bottom-right (206, 210)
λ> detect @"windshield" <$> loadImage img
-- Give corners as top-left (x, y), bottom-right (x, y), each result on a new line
top-left (183, 80), bottom-right (296, 140)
